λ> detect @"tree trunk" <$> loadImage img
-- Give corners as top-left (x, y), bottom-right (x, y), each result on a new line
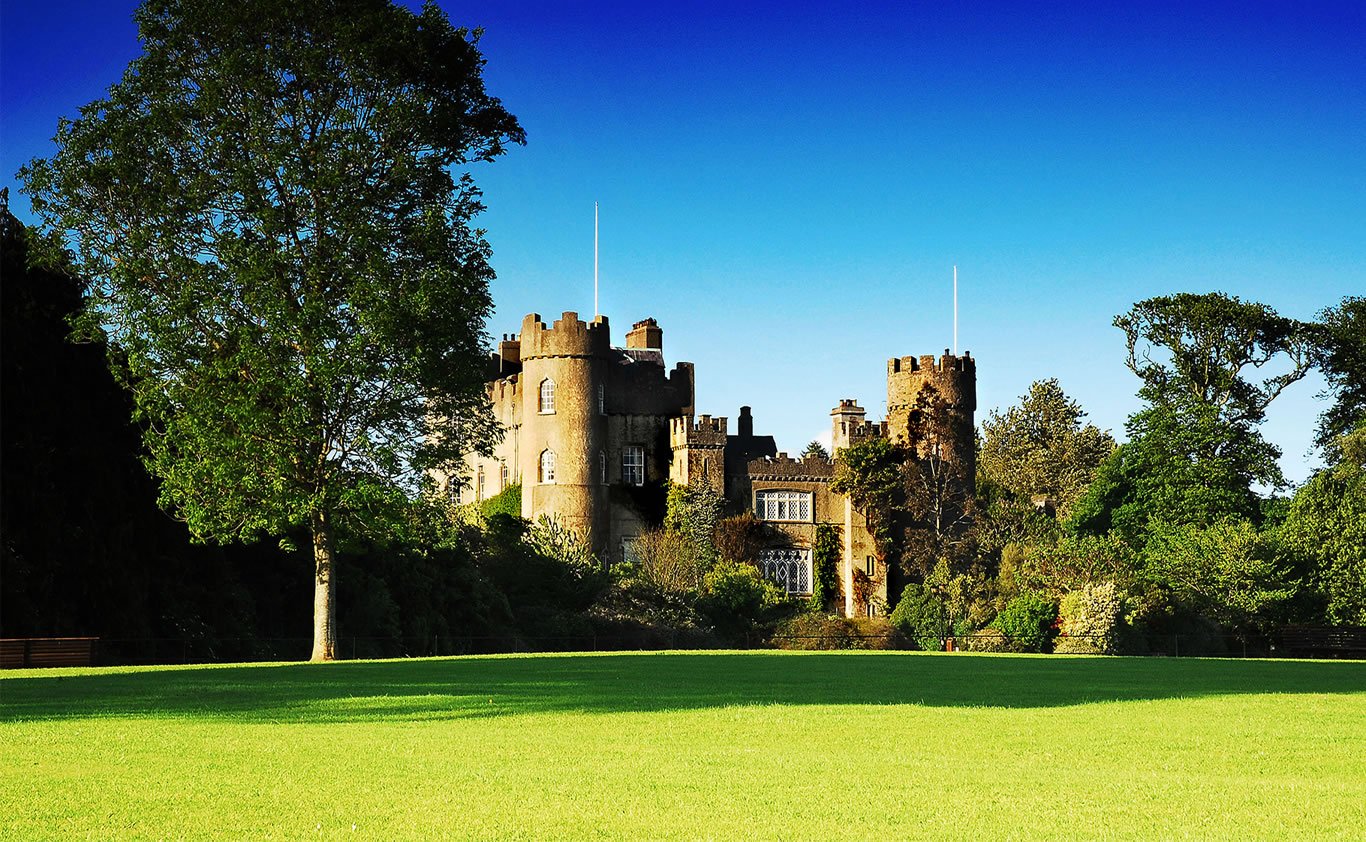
top-left (310, 511), bottom-right (337, 662)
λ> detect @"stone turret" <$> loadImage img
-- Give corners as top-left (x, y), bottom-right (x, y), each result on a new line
top-left (517, 312), bottom-right (612, 545)
top-left (886, 349), bottom-right (976, 486)
top-left (670, 414), bottom-right (727, 490)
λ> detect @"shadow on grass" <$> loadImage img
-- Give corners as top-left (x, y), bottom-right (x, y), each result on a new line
top-left (3, 652), bottom-right (1364, 723)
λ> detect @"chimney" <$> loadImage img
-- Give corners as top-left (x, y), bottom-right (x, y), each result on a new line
top-left (626, 318), bottom-right (663, 351)
top-left (739, 405), bottom-right (753, 438)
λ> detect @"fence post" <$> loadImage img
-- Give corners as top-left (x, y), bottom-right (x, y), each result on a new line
top-left (1173, 635), bottom-right (1179, 658)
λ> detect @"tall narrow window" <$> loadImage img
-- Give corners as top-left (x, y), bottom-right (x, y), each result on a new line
top-left (476, 468), bottom-right (485, 501)
top-left (500, 463), bottom-right (508, 491)
top-left (539, 449), bottom-right (556, 483)
top-left (865, 556), bottom-right (876, 576)
top-left (598, 383), bottom-right (605, 415)
top-left (600, 451), bottom-right (607, 484)
top-left (622, 445), bottom-right (645, 486)
top-left (539, 378), bottom-right (556, 413)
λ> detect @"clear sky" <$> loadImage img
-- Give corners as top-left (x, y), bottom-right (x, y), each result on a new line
top-left (4, 1), bottom-right (1363, 485)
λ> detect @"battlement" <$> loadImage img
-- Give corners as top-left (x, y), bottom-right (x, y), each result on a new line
top-left (520, 311), bottom-right (612, 359)
top-left (670, 414), bottom-right (728, 448)
top-left (888, 349), bottom-right (975, 377)
top-left (746, 453), bottom-right (835, 481)
top-left (486, 373), bottom-right (521, 406)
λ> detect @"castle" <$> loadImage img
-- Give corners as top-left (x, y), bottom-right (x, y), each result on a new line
top-left (452, 311), bottom-right (975, 616)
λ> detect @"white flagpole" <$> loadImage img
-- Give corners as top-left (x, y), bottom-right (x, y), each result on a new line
top-left (953, 265), bottom-right (958, 355)
top-left (594, 202), bottom-right (599, 318)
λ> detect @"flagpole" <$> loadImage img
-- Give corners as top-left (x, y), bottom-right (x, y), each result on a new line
top-left (594, 202), bottom-right (599, 318)
top-left (953, 265), bottom-right (958, 355)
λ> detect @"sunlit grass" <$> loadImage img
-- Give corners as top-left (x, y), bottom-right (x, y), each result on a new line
top-left (3, 651), bottom-right (1364, 839)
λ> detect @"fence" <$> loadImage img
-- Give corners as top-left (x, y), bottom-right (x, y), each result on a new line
top-left (5, 626), bottom-right (1361, 668)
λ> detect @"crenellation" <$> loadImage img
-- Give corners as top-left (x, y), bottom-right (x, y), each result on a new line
top-left (455, 308), bottom-right (977, 611)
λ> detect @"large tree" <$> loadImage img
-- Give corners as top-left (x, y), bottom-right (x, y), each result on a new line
top-left (20, 0), bottom-right (524, 660)
top-left (1308, 296), bottom-right (1366, 458)
top-left (1074, 293), bottom-right (1309, 543)
top-left (979, 378), bottom-right (1114, 520)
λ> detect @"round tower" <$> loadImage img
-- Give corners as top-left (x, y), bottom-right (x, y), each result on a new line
top-left (517, 311), bottom-right (611, 548)
top-left (886, 350), bottom-right (977, 485)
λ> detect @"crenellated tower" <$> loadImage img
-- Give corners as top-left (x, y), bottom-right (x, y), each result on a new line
top-left (886, 349), bottom-right (977, 489)
top-left (670, 414), bottom-right (727, 491)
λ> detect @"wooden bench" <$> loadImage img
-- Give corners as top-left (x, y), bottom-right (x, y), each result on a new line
top-left (1280, 626), bottom-right (1366, 659)
top-left (0, 637), bottom-right (99, 668)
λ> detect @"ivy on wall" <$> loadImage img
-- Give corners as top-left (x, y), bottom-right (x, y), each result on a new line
top-left (809, 523), bottom-right (842, 611)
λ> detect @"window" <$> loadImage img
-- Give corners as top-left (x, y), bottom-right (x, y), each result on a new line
top-left (539, 450), bottom-right (556, 483)
top-left (755, 489), bottom-right (813, 522)
top-left (500, 463), bottom-right (508, 491)
top-left (758, 548), bottom-right (812, 595)
top-left (600, 451), bottom-right (607, 484)
top-left (539, 378), bottom-right (556, 413)
top-left (598, 383), bottom-right (605, 415)
top-left (865, 556), bottom-right (876, 576)
top-left (476, 468), bottom-right (485, 502)
top-left (622, 445), bottom-right (645, 486)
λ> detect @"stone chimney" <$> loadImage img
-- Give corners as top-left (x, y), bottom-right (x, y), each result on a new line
top-left (738, 405), bottom-right (754, 438)
top-left (626, 318), bottom-right (663, 351)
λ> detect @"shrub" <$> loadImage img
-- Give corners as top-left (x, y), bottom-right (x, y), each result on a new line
top-left (772, 613), bottom-right (854, 650)
top-left (846, 617), bottom-right (904, 650)
top-left (479, 483), bottom-right (521, 521)
top-left (1054, 580), bottom-right (1127, 654)
top-left (703, 560), bottom-right (783, 618)
top-left (964, 628), bottom-right (1011, 652)
top-left (623, 529), bottom-right (709, 595)
top-left (665, 481), bottom-right (724, 562)
top-left (889, 583), bottom-right (949, 651)
top-left (993, 592), bottom-right (1058, 652)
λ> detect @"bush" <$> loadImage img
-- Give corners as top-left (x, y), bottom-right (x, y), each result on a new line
top-left (1055, 580), bottom-right (1127, 654)
top-left (964, 628), bottom-right (1011, 652)
top-left (993, 592), bottom-right (1058, 652)
top-left (846, 617), bottom-right (904, 650)
top-left (478, 483), bottom-right (521, 521)
top-left (623, 529), bottom-right (709, 595)
top-left (772, 613), bottom-right (854, 650)
top-left (889, 583), bottom-right (949, 651)
top-left (702, 560), bottom-right (782, 619)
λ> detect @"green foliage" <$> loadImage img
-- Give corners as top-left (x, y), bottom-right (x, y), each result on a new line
top-left (1115, 292), bottom-right (1310, 426)
top-left (964, 628), bottom-right (1012, 652)
top-left (1068, 396), bottom-right (1283, 544)
top-left (665, 480), bottom-right (724, 563)
top-left (479, 483), bottom-right (522, 521)
top-left (832, 437), bottom-right (905, 562)
top-left (1055, 581), bottom-right (1128, 654)
top-left (1278, 425), bottom-right (1366, 625)
top-left (19, 0), bottom-right (523, 658)
top-left (1143, 519), bottom-right (1298, 634)
top-left (993, 593), bottom-right (1058, 652)
top-left (808, 523), bottom-right (842, 611)
top-left (702, 560), bottom-right (783, 620)
top-left (889, 584), bottom-right (949, 651)
top-left (899, 382), bottom-right (978, 577)
top-left (1308, 297), bottom-right (1366, 458)
top-left (1010, 533), bottom-right (1139, 598)
top-left (801, 440), bottom-right (831, 461)
top-left (979, 378), bottom-right (1115, 520)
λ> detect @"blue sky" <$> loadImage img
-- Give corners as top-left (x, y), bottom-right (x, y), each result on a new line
top-left (4, 1), bottom-right (1363, 484)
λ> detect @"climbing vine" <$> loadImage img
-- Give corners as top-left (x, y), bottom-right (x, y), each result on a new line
top-left (808, 523), bottom-right (842, 611)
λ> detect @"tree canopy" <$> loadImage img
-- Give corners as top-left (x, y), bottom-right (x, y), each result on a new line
top-left (1115, 292), bottom-right (1310, 425)
top-left (978, 378), bottom-right (1114, 520)
top-left (1308, 296), bottom-right (1366, 457)
top-left (20, 0), bottom-right (524, 660)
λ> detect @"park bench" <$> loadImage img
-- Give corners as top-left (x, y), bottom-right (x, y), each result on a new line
top-left (1279, 626), bottom-right (1366, 659)
top-left (0, 637), bottom-right (99, 668)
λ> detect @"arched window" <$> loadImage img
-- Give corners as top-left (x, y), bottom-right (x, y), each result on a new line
top-left (539, 450), bottom-right (556, 483)
top-left (500, 463), bottom-right (509, 491)
top-left (539, 378), bottom-right (556, 413)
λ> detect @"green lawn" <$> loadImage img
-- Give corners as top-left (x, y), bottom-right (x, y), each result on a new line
top-left (3, 652), bottom-right (1364, 840)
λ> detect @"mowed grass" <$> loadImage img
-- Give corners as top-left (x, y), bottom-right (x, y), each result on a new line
top-left (3, 652), bottom-right (1364, 840)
